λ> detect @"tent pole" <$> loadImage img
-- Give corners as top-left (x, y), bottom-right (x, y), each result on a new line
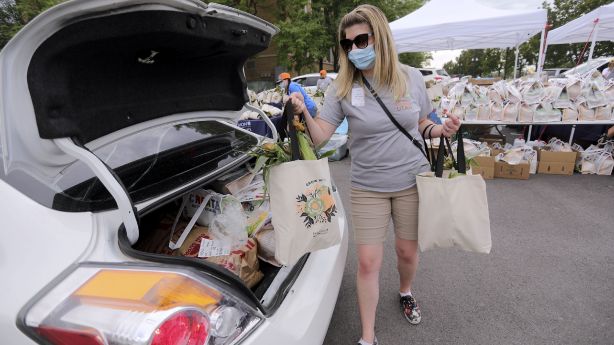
top-left (537, 27), bottom-right (545, 75)
top-left (588, 20), bottom-right (600, 61)
top-left (513, 44), bottom-right (520, 79)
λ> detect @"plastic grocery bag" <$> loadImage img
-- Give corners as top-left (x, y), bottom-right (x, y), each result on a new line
top-left (503, 102), bottom-right (519, 122)
top-left (490, 103), bottom-right (504, 121)
top-left (519, 103), bottom-right (536, 122)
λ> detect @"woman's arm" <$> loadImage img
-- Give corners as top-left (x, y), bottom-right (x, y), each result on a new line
top-left (418, 115), bottom-right (461, 138)
top-left (289, 94), bottom-right (336, 146)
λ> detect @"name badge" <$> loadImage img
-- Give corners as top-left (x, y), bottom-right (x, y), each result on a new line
top-left (351, 87), bottom-right (365, 107)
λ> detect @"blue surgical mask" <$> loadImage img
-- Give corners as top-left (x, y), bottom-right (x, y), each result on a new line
top-left (348, 44), bottom-right (376, 70)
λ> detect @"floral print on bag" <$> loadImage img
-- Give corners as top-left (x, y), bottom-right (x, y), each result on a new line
top-left (296, 182), bottom-right (337, 228)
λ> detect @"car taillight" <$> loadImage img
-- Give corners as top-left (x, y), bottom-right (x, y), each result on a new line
top-left (434, 76), bottom-right (442, 80)
top-left (20, 264), bottom-right (263, 345)
top-left (151, 310), bottom-right (209, 345)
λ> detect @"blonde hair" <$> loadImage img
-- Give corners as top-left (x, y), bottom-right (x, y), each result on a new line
top-left (335, 4), bottom-right (407, 100)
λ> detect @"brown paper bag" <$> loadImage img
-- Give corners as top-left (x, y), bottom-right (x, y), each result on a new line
top-left (176, 226), bottom-right (264, 288)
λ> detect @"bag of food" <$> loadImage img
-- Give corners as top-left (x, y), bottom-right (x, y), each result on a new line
top-left (503, 102), bottom-right (519, 122)
top-left (490, 103), bottom-right (504, 121)
top-left (176, 225), bottom-right (264, 288)
top-left (518, 103), bottom-right (536, 122)
top-left (577, 102), bottom-right (596, 121)
top-left (562, 106), bottom-right (578, 122)
top-left (594, 105), bottom-right (613, 121)
top-left (477, 103), bottom-right (490, 120)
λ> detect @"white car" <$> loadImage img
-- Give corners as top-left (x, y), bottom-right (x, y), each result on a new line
top-left (561, 56), bottom-right (614, 77)
top-left (417, 67), bottom-right (450, 82)
top-left (292, 72), bottom-right (338, 93)
top-left (0, 1), bottom-right (348, 345)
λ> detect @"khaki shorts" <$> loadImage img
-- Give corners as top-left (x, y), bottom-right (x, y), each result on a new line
top-left (350, 186), bottom-right (419, 244)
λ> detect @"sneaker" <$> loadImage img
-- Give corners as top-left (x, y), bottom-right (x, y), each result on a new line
top-left (357, 337), bottom-right (378, 345)
top-left (400, 294), bottom-right (422, 325)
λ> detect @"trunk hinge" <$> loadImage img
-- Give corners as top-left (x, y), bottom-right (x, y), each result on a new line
top-left (55, 138), bottom-right (139, 244)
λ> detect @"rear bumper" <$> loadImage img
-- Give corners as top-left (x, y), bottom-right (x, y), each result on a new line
top-left (243, 207), bottom-right (349, 345)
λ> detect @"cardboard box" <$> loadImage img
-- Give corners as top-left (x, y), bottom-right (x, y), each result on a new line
top-left (537, 150), bottom-right (578, 175)
top-left (479, 134), bottom-right (506, 147)
top-left (494, 161), bottom-right (530, 179)
top-left (471, 156), bottom-right (495, 179)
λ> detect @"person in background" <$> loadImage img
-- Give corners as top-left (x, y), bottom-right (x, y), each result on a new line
top-left (289, 5), bottom-right (460, 345)
top-left (277, 72), bottom-right (318, 117)
top-left (602, 59), bottom-right (614, 79)
top-left (317, 69), bottom-right (333, 92)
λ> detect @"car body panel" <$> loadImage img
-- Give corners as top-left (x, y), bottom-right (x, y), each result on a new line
top-left (242, 202), bottom-right (348, 345)
top-left (0, 180), bottom-right (93, 343)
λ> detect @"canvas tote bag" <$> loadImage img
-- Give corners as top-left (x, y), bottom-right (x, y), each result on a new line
top-left (362, 74), bottom-right (491, 254)
top-left (268, 106), bottom-right (341, 266)
top-left (416, 134), bottom-right (491, 253)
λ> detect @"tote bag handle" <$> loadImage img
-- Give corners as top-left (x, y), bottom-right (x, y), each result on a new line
top-left (433, 130), bottom-right (466, 178)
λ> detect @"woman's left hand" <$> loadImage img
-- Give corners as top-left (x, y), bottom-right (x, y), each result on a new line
top-left (442, 114), bottom-right (461, 137)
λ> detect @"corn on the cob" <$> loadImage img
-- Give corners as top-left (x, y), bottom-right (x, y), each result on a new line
top-left (297, 131), bottom-right (317, 160)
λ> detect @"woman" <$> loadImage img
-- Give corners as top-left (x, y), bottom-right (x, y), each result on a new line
top-left (290, 4), bottom-right (460, 345)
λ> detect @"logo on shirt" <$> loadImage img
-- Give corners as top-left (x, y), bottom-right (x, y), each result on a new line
top-left (395, 98), bottom-right (412, 111)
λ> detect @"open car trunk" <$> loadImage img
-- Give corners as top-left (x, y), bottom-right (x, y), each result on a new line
top-left (117, 168), bottom-right (310, 315)
top-left (18, 2), bottom-right (292, 316)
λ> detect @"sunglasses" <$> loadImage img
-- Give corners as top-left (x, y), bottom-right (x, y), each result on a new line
top-left (340, 32), bottom-right (373, 53)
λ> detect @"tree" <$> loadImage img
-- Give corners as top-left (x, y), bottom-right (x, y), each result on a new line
top-left (542, 0), bottom-right (614, 68)
top-left (399, 52), bottom-right (432, 68)
top-left (1, 0), bottom-right (64, 49)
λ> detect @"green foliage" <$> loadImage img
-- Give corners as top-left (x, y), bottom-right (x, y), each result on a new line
top-left (274, 0), bottom-right (427, 72)
top-left (443, 48), bottom-right (504, 77)
top-left (1, 0), bottom-right (65, 49)
top-left (399, 52), bottom-right (432, 68)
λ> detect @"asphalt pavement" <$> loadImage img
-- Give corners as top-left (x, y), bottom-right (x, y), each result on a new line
top-left (323, 157), bottom-right (614, 345)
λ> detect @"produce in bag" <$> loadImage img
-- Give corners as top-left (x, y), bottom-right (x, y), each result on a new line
top-left (250, 102), bottom-right (340, 265)
top-left (503, 102), bottom-right (519, 122)
top-left (490, 103), bottom-right (504, 121)
top-left (477, 103), bottom-right (490, 120)
top-left (534, 103), bottom-right (562, 122)
top-left (519, 103), bottom-right (536, 122)
top-left (562, 105), bottom-right (578, 121)
top-left (577, 101), bottom-right (596, 121)
top-left (595, 105), bottom-right (613, 120)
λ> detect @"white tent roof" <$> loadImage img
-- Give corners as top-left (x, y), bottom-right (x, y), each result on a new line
top-left (389, 0), bottom-right (547, 53)
top-left (548, 2), bottom-right (614, 44)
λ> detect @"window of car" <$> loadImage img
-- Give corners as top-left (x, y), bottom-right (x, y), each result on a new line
top-left (1, 120), bottom-right (258, 212)
top-left (436, 69), bottom-right (449, 77)
top-left (304, 77), bottom-right (319, 87)
top-left (420, 70), bottom-right (433, 76)
top-left (293, 77), bottom-right (306, 86)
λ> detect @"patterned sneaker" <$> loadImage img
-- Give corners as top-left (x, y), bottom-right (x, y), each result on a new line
top-left (400, 294), bottom-right (422, 325)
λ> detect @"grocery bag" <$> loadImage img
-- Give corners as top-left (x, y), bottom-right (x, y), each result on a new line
top-left (416, 131), bottom-right (491, 254)
top-left (269, 158), bottom-right (340, 265)
top-left (268, 106), bottom-right (340, 265)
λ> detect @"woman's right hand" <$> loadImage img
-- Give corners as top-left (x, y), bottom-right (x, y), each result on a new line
top-left (289, 93), bottom-right (308, 116)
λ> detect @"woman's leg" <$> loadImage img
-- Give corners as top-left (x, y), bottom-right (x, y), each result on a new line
top-left (391, 187), bottom-right (422, 324)
top-left (350, 187), bottom-right (391, 343)
top-left (357, 244), bottom-right (384, 344)
top-left (395, 238), bottom-right (419, 293)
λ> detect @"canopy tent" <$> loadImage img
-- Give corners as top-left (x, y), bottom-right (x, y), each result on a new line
top-left (389, 0), bottom-right (547, 76)
top-left (547, 2), bottom-right (614, 61)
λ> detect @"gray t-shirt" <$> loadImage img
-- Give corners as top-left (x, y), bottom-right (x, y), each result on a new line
top-left (317, 76), bottom-right (333, 92)
top-left (319, 65), bottom-right (432, 192)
